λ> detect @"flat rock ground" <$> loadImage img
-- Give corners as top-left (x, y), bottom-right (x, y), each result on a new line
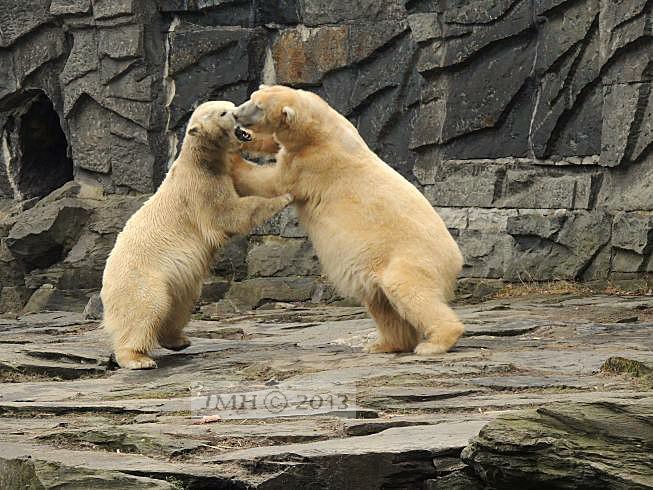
top-left (0, 294), bottom-right (652, 489)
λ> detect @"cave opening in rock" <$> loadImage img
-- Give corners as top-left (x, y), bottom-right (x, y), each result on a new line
top-left (16, 92), bottom-right (73, 199)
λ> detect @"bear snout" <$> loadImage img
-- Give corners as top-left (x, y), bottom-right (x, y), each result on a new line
top-left (232, 107), bottom-right (243, 123)
top-left (232, 101), bottom-right (262, 128)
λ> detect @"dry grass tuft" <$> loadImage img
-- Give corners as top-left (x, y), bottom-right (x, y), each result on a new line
top-left (492, 280), bottom-right (593, 299)
top-left (492, 278), bottom-right (653, 300)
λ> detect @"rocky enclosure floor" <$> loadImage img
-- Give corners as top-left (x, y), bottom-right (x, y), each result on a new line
top-left (0, 294), bottom-right (652, 489)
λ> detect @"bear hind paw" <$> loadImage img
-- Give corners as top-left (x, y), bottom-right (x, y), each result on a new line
top-left (414, 341), bottom-right (449, 356)
top-left (159, 335), bottom-right (192, 352)
top-left (365, 341), bottom-right (406, 354)
top-left (115, 350), bottom-right (158, 370)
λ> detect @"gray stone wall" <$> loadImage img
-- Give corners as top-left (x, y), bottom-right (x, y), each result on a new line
top-left (0, 0), bottom-right (652, 312)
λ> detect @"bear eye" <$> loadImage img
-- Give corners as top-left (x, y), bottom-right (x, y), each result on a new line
top-left (220, 111), bottom-right (227, 117)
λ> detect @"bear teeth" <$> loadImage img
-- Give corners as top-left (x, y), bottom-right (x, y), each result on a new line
top-left (235, 126), bottom-right (252, 142)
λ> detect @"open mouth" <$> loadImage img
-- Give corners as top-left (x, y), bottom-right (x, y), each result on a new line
top-left (234, 126), bottom-right (252, 142)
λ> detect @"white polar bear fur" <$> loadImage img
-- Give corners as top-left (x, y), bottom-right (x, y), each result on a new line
top-left (101, 101), bottom-right (291, 369)
top-left (231, 85), bottom-right (465, 355)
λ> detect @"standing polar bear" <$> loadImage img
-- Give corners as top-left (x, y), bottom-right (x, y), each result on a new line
top-left (232, 85), bottom-right (464, 355)
top-left (101, 101), bottom-right (291, 369)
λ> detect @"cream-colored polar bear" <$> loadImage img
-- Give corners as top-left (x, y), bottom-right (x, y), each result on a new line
top-left (232, 85), bottom-right (464, 355)
top-left (101, 101), bottom-right (291, 369)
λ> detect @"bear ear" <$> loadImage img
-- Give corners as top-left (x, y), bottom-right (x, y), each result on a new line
top-left (259, 84), bottom-right (270, 90)
top-left (188, 123), bottom-right (202, 136)
top-left (282, 106), bottom-right (296, 125)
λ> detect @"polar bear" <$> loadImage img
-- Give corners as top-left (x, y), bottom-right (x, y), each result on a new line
top-left (101, 101), bottom-right (291, 369)
top-left (231, 85), bottom-right (464, 355)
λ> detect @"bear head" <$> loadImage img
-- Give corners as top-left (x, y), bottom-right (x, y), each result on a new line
top-left (233, 85), bottom-right (330, 143)
top-left (186, 100), bottom-right (240, 150)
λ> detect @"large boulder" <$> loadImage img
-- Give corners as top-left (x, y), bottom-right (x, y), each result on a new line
top-left (247, 236), bottom-right (320, 278)
top-left (5, 198), bottom-right (91, 270)
top-left (462, 400), bottom-right (653, 489)
top-left (224, 276), bottom-right (324, 310)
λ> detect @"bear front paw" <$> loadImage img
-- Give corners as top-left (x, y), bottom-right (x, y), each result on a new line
top-left (280, 193), bottom-right (293, 205)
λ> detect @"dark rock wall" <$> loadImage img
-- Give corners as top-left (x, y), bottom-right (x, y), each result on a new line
top-left (0, 0), bottom-right (169, 195)
top-left (0, 0), bottom-right (652, 312)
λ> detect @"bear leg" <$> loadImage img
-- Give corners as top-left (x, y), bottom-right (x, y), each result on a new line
top-left (158, 306), bottom-right (192, 351)
top-left (365, 291), bottom-right (419, 353)
top-left (380, 261), bottom-right (464, 355)
top-left (103, 282), bottom-right (170, 369)
top-left (411, 302), bottom-right (464, 355)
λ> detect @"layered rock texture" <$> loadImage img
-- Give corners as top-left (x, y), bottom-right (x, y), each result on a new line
top-left (0, 294), bottom-right (651, 488)
top-left (1, 0), bottom-right (653, 312)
